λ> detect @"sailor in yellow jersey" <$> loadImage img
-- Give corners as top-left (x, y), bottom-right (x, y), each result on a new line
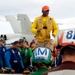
top-left (30, 5), bottom-right (58, 51)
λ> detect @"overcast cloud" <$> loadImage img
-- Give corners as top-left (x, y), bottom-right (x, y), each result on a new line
top-left (0, 0), bottom-right (75, 19)
top-left (0, 0), bottom-right (75, 34)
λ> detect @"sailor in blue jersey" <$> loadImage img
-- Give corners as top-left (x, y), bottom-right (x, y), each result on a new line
top-left (0, 38), bottom-right (7, 72)
top-left (4, 41), bottom-right (25, 73)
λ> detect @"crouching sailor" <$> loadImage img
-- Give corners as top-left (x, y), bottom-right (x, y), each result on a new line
top-left (4, 41), bottom-right (25, 73)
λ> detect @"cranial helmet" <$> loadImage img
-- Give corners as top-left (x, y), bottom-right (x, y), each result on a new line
top-left (33, 47), bottom-right (52, 64)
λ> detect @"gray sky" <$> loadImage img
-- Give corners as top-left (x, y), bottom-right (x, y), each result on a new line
top-left (0, 0), bottom-right (75, 34)
top-left (0, 0), bottom-right (75, 19)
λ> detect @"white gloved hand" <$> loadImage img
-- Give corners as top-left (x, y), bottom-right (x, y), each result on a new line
top-left (50, 31), bottom-right (54, 40)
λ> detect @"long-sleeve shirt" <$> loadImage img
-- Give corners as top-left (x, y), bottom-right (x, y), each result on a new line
top-left (0, 46), bottom-right (7, 68)
top-left (5, 48), bottom-right (24, 70)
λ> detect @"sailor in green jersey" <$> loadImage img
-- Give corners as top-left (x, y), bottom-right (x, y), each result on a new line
top-left (29, 46), bottom-right (52, 75)
top-left (29, 66), bottom-right (49, 75)
top-left (19, 38), bottom-right (33, 69)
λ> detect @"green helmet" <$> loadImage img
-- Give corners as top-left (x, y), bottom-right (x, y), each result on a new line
top-left (0, 38), bottom-right (5, 43)
top-left (19, 37), bottom-right (26, 43)
top-left (33, 46), bottom-right (52, 64)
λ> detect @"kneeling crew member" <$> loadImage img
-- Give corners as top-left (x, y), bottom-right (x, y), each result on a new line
top-left (5, 41), bottom-right (25, 73)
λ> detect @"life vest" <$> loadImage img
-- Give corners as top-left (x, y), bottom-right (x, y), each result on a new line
top-left (8, 48), bottom-right (22, 69)
top-left (0, 46), bottom-right (6, 67)
top-left (36, 16), bottom-right (52, 42)
top-left (20, 47), bottom-right (31, 64)
top-left (0, 46), bottom-right (6, 58)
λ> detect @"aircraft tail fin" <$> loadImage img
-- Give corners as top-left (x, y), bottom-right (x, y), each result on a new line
top-left (5, 16), bottom-right (21, 33)
top-left (17, 14), bottom-right (32, 35)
